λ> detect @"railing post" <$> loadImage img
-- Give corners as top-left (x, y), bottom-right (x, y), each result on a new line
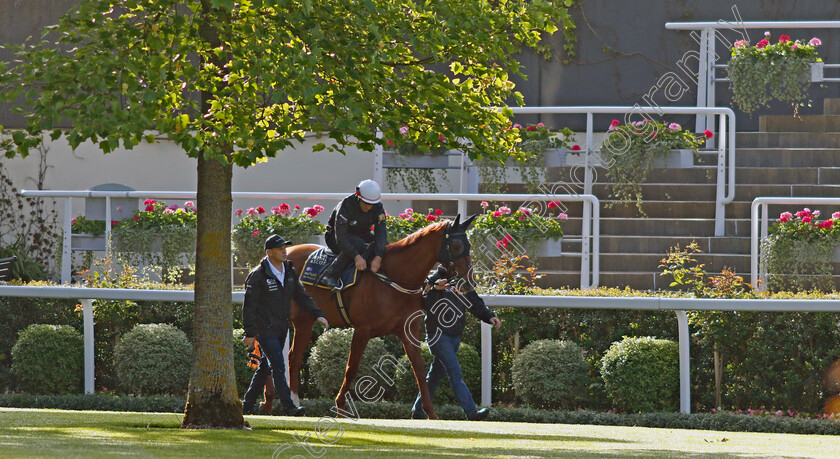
top-left (481, 321), bottom-right (492, 406)
top-left (696, 29), bottom-right (710, 134)
top-left (714, 113), bottom-right (726, 236)
top-left (675, 309), bottom-right (690, 414)
top-left (82, 298), bottom-right (95, 394)
top-left (105, 196), bottom-right (112, 259)
top-left (62, 197), bottom-right (73, 284)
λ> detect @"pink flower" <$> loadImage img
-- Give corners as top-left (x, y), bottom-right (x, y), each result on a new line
top-left (810, 37), bottom-right (822, 46)
top-left (832, 212), bottom-right (840, 220)
top-left (764, 31), bottom-right (771, 38)
top-left (439, 133), bottom-right (445, 142)
top-left (571, 145), bottom-right (581, 151)
top-left (279, 203), bottom-right (291, 214)
top-left (757, 39), bottom-right (769, 48)
top-left (270, 206), bottom-right (281, 215)
top-left (526, 125), bottom-right (537, 131)
top-left (548, 200), bottom-right (559, 209)
top-left (169, 203), bottom-right (179, 210)
top-left (145, 205), bottom-right (155, 212)
top-left (492, 211), bottom-right (502, 218)
top-left (434, 209), bottom-right (443, 216)
top-left (734, 40), bottom-right (748, 49)
top-left (184, 201), bottom-right (195, 208)
top-left (779, 212), bottom-right (793, 222)
top-left (314, 205), bottom-right (325, 213)
top-left (518, 207), bottom-right (531, 216)
top-left (386, 139), bottom-right (395, 147)
top-left (253, 230), bottom-right (259, 236)
top-left (247, 208), bottom-right (257, 216)
top-left (407, 216), bottom-right (415, 222)
top-left (116, 206), bottom-right (123, 212)
top-left (398, 213), bottom-right (408, 219)
top-left (426, 215), bottom-right (437, 221)
top-left (399, 126), bottom-right (409, 134)
top-left (668, 123), bottom-right (680, 131)
top-left (795, 208), bottom-right (812, 218)
top-left (792, 44), bottom-right (798, 50)
top-left (537, 123), bottom-right (545, 127)
top-left (803, 216), bottom-right (812, 223)
top-left (557, 213), bottom-right (569, 220)
top-left (405, 207), bottom-right (414, 214)
top-left (234, 208), bottom-right (243, 217)
top-left (71, 218), bottom-right (76, 225)
top-left (704, 130), bottom-right (714, 138)
top-left (779, 34), bottom-right (790, 43)
top-left (143, 199), bottom-right (156, 205)
top-left (499, 206), bottom-right (511, 215)
top-left (609, 119), bottom-right (620, 130)
top-left (163, 209), bottom-right (174, 214)
top-left (480, 201), bottom-right (489, 208)
top-left (256, 206), bottom-right (265, 214)
top-left (513, 123), bottom-right (522, 129)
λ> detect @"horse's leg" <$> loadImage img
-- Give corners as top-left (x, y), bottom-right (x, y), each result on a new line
top-left (398, 321), bottom-right (438, 420)
top-left (261, 370), bottom-right (275, 414)
top-left (288, 315), bottom-right (316, 406)
top-left (335, 329), bottom-right (370, 411)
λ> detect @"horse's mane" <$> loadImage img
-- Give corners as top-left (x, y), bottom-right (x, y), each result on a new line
top-left (385, 221), bottom-right (448, 255)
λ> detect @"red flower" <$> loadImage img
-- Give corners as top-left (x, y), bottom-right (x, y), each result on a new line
top-left (704, 130), bottom-right (714, 138)
top-left (253, 230), bottom-right (259, 236)
top-left (818, 220), bottom-right (834, 229)
top-left (305, 207), bottom-right (318, 217)
top-left (803, 216), bottom-right (812, 223)
top-left (143, 199), bottom-right (156, 205)
top-left (609, 119), bottom-right (620, 129)
top-left (779, 34), bottom-right (790, 43)
top-left (757, 39), bottom-right (769, 48)
top-left (426, 215), bottom-right (437, 221)
top-left (434, 209), bottom-right (443, 216)
top-left (525, 125), bottom-right (537, 131)
top-left (294, 205), bottom-right (300, 210)
top-left (145, 205), bottom-right (155, 212)
top-left (134, 216), bottom-right (139, 222)
top-left (492, 211), bottom-right (502, 218)
top-left (571, 145), bottom-right (581, 151)
top-left (547, 200), bottom-right (559, 209)
top-left (256, 206), bottom-right (266, 214)
top-left (370, 225), bottom-right (375, 231)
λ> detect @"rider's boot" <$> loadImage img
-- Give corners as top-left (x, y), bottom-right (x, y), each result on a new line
top-left (320, 252), bottom-right (354, 289)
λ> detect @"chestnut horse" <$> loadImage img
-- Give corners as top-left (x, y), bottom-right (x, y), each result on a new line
top-left (284, 215), bottom-right (476, 419)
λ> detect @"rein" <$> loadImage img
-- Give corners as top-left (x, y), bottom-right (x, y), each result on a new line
top-left (371, 272), bottom-right (424, 294)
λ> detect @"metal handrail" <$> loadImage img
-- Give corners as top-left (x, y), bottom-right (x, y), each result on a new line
top-left (665, 21), bottom-right (840, 132)
top-left (3, 284), bottom-right (838, 413)
top-left (21, 190), bottom-right (600, 289)
top-left (750, 197), bottom-right (840, 289)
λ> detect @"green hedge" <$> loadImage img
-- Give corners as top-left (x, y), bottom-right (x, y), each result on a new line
top-left (114, 324), bottom-right (192, 396)
top-left (512, 339), bottom-right (590, 409)
top-left (308, 328), bottom-right (391, 399)
top-left (600, 336), bottom-right (679, 413)
top-left (11, 324), bottom-right (84, 394)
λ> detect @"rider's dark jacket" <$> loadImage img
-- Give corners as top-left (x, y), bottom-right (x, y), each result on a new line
top-left (422, 266), bottom-right (496, 338)
top-left (242, 258), bottom-right (325, 338)
top-left (325, 194), bottom-right (387, 258)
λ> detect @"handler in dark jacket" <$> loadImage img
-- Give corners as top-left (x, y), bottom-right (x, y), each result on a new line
top-left (320, 179), bottom-right (388, 289)
top-left (411, 265), bottom-right (501, 421)
top-left (242, 234), bottom-right (328, 416)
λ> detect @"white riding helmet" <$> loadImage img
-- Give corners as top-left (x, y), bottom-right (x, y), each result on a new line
top-left (356, 179), bottom-right (381, 204)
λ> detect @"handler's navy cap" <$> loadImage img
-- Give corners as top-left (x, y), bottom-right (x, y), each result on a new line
top-left (265, 234), bottom-right (293, 250)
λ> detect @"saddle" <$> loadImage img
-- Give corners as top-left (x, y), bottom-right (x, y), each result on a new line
top-left (298, 247), bottom-right (361, 291)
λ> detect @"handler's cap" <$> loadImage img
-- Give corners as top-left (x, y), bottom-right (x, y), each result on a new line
top-left (265, 234), bottom-right (293, 251)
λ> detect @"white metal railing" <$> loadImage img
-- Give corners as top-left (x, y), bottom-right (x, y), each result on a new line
top-left (751, 197), bottom-right (840, 289)
top-left (2, 285), bottom-right (838, 414)
top-left (20, 190), bottom-right (600, 289)
top-left (665, 21), bottom-right (840, 133)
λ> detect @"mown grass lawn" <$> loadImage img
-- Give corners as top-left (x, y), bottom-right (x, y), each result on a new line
top-left (1, 408), bottom-right (839, 458)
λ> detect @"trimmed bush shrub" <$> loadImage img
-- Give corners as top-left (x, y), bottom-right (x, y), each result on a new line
top-left (511, 339), bottom-right (590, 409)
top-left (308, 328), bottom-right (391, 399)
top-left (114, 324), bottom-right (192, 395)
top-left (600, 336), bottom-right (679, 412)
top-left (11, 324), bottom-right (84, 394)
top-left (393, 342), bottom-right (481, 404)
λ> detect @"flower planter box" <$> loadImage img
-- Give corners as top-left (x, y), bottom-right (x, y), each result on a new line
top-left (810, 62), bottom-right (824, 83)
top-left (537, 237), bottom-right (563, 257)
top-left (71, 234), bottom-right (106, 251)
top-left (651, 149), bottom-right (694, 169)
top-left (383, 151), bottom-right (450, 168)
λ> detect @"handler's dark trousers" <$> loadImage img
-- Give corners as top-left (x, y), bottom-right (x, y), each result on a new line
top-left (244, 329), bottom-right (296, 410)
top-left (242, 355), bottom-right (270, 412)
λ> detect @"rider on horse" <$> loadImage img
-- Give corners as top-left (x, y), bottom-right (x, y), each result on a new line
top-left (320, 179), bottom-right (387, 289)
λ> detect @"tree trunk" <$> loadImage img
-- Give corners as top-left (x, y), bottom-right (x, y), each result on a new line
top-left (182, 153), bottom-right (242, 428)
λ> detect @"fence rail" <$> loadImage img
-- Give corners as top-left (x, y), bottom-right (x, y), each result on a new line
top-left (3, 285), bottom-right (837, 414)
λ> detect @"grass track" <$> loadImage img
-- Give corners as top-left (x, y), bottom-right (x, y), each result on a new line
top-left (1, 408), bottom-right (839, 458)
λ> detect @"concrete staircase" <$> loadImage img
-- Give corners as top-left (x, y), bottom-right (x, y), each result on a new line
top-left (415, 98), bottom-right (840, 290)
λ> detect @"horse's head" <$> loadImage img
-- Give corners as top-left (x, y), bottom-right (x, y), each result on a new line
top-left (439, 213), bottom-right (477, 291)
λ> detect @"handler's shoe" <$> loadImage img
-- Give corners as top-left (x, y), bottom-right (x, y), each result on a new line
top-left (467, 408), bottom-right (489, 421)
top-left (410, 410), bottom-right (427, 420)
top-left (283, 405), bottom-right (306, 417)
